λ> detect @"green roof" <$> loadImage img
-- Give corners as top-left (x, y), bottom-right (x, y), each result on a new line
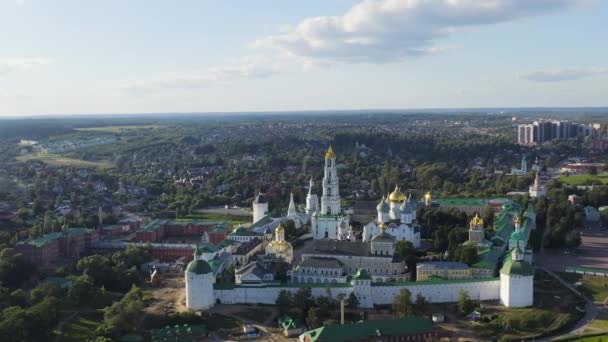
top-left (434, 198), bottom-right (487, 207)
top-left (510, 230), bottom-right (527, 242)
top-left (565, 266), bottom-right (608, 274)
top-left (151, 324), bottom-right (207, 340)
top-left (302, 317), bottom-right (434, 342)
top-left (229, 227), bottom-right (260, 236)
top-left (186, 259), bottom-right (213, 275)
top-left (500, 258), bottom-right (534, 276)
top-left (352, 268), bottom-right (371, 280)
top-left (16, 227), bottom-right (94, 247)
top-left (278, 315), bottom-right (302, 330)
top-left (138, 219), bottom-right (231, 233)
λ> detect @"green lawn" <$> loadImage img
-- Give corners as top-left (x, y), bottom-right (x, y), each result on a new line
top-left (561, 273), bottom-right (608, 303)
top-left (205, 313), bottom-right (242, 330)
top-left (589, 312), bottom-right (608, 330)
top-left (558, 174), bottom-right (608, 186)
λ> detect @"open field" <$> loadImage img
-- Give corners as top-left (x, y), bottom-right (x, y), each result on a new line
top-left (16, 153), bottom-right (113, 169)
top-left (75, 125), bottom-right (162, 132)
top-left (561, 273), bottom-right (608, 304)
top-left (558, 174), bottom-right (608, 186)
top-left (537, 225), bottom-right (608, 273)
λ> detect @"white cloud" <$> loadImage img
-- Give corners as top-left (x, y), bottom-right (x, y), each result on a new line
top-left (254, 0), bottom-right (580, 64)
top-left (518, 67), bottom-right (608, 82)
top-left (0, 57), bottom-right (50, 76)
top-left (119, 56), bottom-right (280, 93)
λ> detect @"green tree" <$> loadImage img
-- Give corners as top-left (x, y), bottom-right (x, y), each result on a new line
top-left (392, 288), bottom-right (413, 317)
top-left (306, 307), bottom-right (321, 329)
top-left (413, 293), bottom-right (427, 315)
top-left (346, 292), bottom-right (359, 309)
top-left (275, 290), bottom-right (293, 314)
top-left (458, 290), bottom-right (475, 315)
top-left (394, 240), bottom-right (417, 277)
top-left (456, 243), bottom-right (479, 266)
top-left (294, 287), bottom-right (313, 315)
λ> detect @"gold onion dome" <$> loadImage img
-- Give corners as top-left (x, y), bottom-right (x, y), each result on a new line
top-left (325, 146), bottom-right (335, 159)
top-left (514, 216), bottom-right (522, 224)
top-left (380, 222), bottom-right (388, 232)
top-left (471, 213), bottom-right (484, 226)
top-left (388, 185), bottom-right (406, 203)
top-left (276, 224), bottom-right (285, 233)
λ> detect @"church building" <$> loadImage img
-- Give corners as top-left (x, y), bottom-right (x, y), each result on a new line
top-left (311, 147), bottom-right (351, 240)
top-left (362, 186), bottom-right (421, 247)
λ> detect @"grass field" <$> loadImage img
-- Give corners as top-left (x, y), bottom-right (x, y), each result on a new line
top-left (17, 153), bottom-right (113, 169)
top-left (75, 125), bottom-right (162, 132)
top-left (561, 273), bottom-right (608, 303)
top-left (589, 312), bottom-right (608, 330)
top-left (558, 174), bottom-right (608, 186)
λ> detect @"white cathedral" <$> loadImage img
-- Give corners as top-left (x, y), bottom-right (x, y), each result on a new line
top-left (362, 186), bottom-right (421, 247)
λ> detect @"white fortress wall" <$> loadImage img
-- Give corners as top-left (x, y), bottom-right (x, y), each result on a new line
top-left (213, 279), bottom-right (501, 306)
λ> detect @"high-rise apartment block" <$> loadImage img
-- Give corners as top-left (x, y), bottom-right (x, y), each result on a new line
top-left (517, 120), bottom-right (597, 145)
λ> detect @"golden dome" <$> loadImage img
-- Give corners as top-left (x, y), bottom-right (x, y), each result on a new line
top-left (325, 146), bottom-right (335, 159)
top-left (470, 213), bottom-right (484, 227)
top-left (276, 224), bottom-right (285, 233)
top-left (379, 222), bottom-right (388, 232)
top-left (388, 185), bottom-right (406, 203)
top-left (514, 216), bottom-right (522, 225)
top-left (424, 191), bottom-right (432, 201)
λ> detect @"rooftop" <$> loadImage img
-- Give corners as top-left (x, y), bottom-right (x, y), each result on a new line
top-left (417, 261), bottom-right (469, 271)
top-left (299, 257), bottom-right (343, 269)
top-left (301, 317), bottom-right (434, 342)
top-left (434, 198), bottom-right (488, 207)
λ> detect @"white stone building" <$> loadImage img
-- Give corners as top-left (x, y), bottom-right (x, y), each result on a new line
top-left (529, 173), bottom-right (546, 198)
top-left (499, 244), bottom-right (534, 307)
top-left (362, 186), bottom-right (421, 247)
top-left (311, 147), bottom-right (351, 240)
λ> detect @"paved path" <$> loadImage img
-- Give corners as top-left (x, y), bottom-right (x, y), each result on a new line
top-left (538, 267), bottom-right (599, 341)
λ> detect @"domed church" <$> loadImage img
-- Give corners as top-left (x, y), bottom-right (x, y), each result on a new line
top-left (362, 185), bottom-right (421, 247)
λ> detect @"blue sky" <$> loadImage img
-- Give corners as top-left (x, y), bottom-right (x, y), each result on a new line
top-left (0, 0), bottom-right (607, 116)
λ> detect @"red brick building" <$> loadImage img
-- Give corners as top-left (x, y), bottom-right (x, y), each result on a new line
top-left (134, 220), bottom-right (232, 244)
top-left (15, 228), bottom-right (99, 267)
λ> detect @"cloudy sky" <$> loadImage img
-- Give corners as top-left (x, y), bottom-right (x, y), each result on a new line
top-left (0, 0), bottom-right (607, 116)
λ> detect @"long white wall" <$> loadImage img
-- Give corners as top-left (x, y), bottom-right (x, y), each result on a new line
top-left (213, 279), bottom-right (501, 306)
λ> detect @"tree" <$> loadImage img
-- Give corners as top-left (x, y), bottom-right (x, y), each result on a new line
top-left (393, 288), bottom-right (413, 317)
top-left (413, 293), bottom-right (427, 315)
top-left (306, 307), bottom-right (321, 329)
top-left (346, 292), bottom-right (359, 309)
top-left (76, 255), bottom-right (114, 287)
top-left (98, 286), bottom-right (145, 336)
top-left (395, 240), bottom-right (417, 278)
top-left (293, 287), bottom-right (313, 314)
top-left (456, 243), bottom-right (479, 266)
top-left (458, 290), bottom-right (475, 315)
top-left (275, 290), bottom-right (293, 314)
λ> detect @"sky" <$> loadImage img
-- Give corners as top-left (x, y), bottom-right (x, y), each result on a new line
top-left (0, 0), bottom-right (607, 116)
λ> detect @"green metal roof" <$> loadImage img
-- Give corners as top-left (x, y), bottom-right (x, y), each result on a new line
top-left (434, 198), bottom-right (487, 207)
top-left (186, 259), bottom-right (213, 275)
top-left (16, 227), bottom-right (94, 247)
top-left (352, 268), bottom-right (371, 280)
top-left (278, 315), bottom-right (302, 330)
top-left (151, 324), bottom-right (207, 340)
top-left (500, 258), bottom-right (534, 276)
top-left (302, 317), bottom-right (434, 342)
